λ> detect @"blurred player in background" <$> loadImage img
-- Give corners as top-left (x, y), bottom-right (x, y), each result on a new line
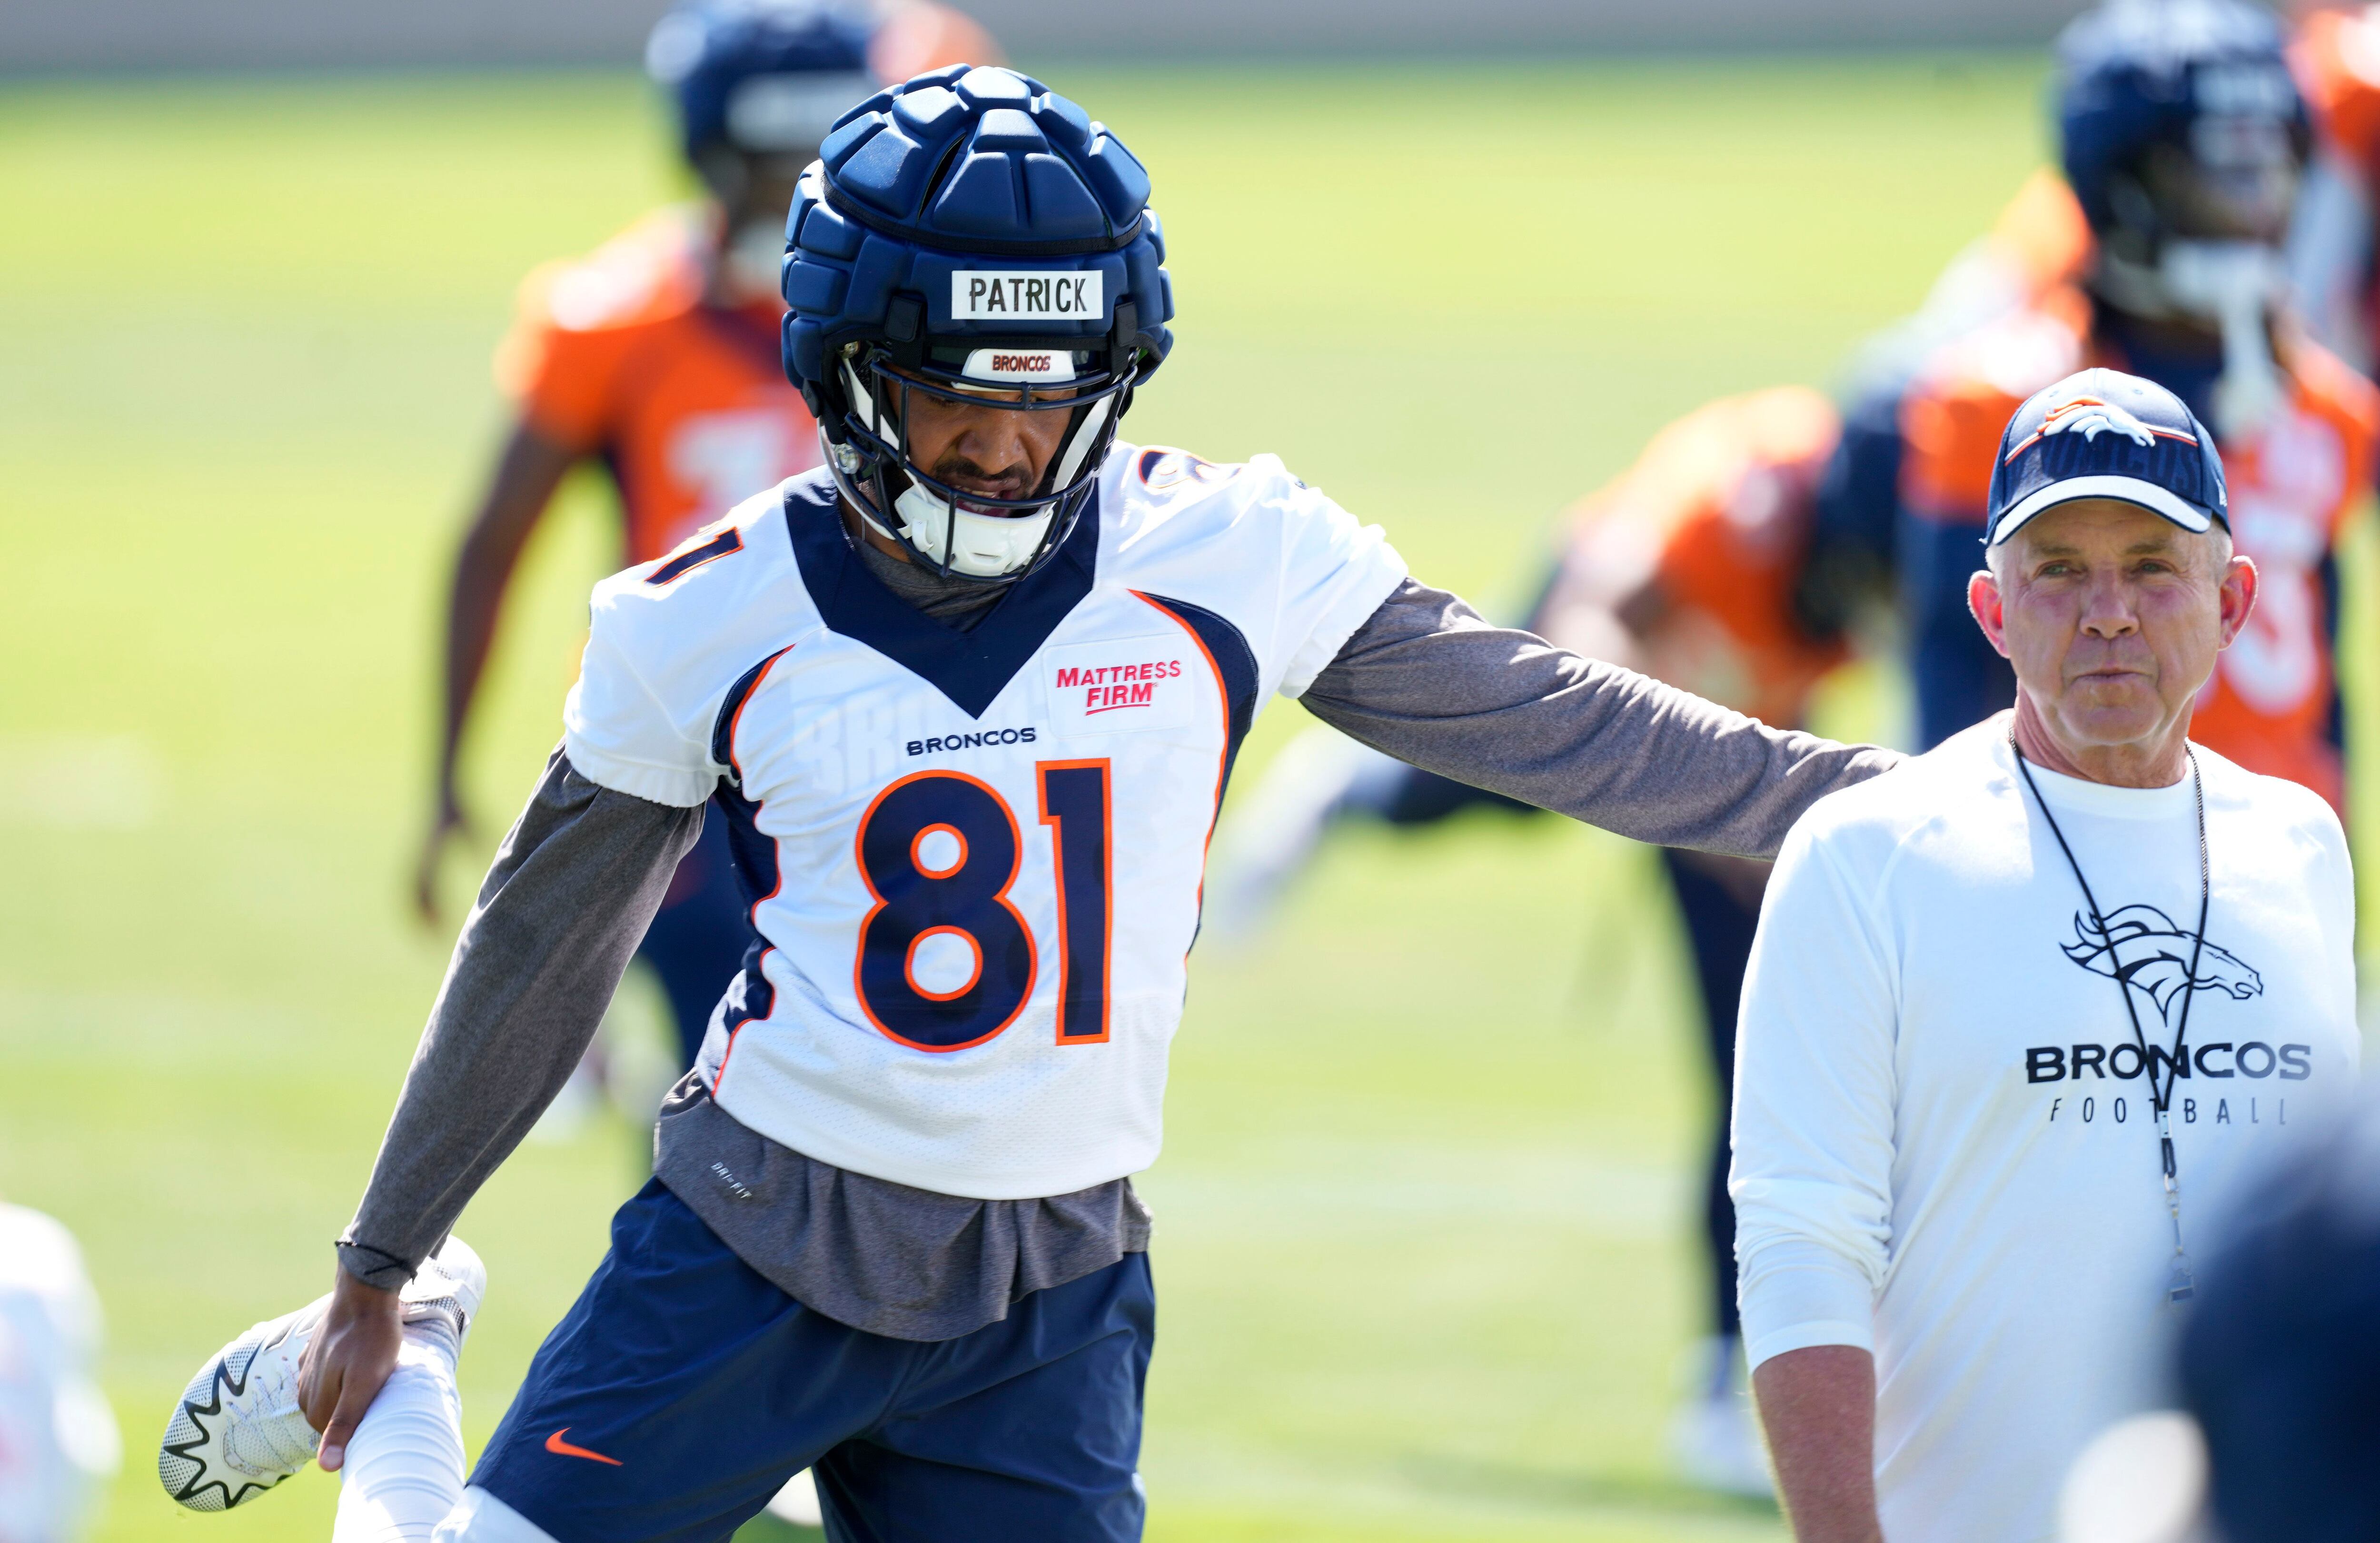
top-left (413, 0), bottom-right (996, 1073)
top-left (1214, 0), bottom-right (2375, 1499)
top-left (0, 1198), bottom-right (119, 1543)
top-left (1209, 388), bottom-right (1856, 1498)
top-left (1817, 0), bottom-right (2378, 802)
top-left (1798, 167), bottom-right (2096, 634)
top-left (2285, 2), bottom-right (2380, 374)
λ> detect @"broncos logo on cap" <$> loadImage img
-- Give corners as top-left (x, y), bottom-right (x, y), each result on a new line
top-left (2061, 904), bottom-right (2262, 1032)
top-left (2004, 397), bottom-right (2199, 464)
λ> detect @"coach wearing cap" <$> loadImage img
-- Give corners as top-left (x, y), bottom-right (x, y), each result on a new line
top-left (1729, 367), bottom-right (2359, 1543)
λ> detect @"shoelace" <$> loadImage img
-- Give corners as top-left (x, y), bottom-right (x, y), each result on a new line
top-left (221, 1336), bottom-right (318, 1475)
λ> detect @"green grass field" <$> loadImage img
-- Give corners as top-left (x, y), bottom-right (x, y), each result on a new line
top-left (0, 50), bottom-right (2248, 1543)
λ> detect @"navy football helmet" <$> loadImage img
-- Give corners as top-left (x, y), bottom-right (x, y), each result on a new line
top-left (2056, 0), bottom-right (2312, 431)
top-left (646, 0), bottom-right (877, 168)
top-left (780, 65), bottom-right (1173, 579)
top-left (2059, 0), bottom-right (2309, 247)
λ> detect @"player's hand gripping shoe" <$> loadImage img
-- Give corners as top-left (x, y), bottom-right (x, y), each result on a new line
top-left (158, 1238), bottom-right (485, 1512)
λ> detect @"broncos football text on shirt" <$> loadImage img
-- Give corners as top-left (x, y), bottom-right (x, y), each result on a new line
top-left (564, 446), bottom-right (1406, 1199)
top-left (1898, 294), bottom-right (2380, 810)
top-left (495, 208), bottom-right (824, 565)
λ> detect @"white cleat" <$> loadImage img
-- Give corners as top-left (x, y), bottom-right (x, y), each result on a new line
top-left (159, 1237), bottom-right (486, 1512)
top-left (158, 1298), bottom-right (321, 1513)
top-left (397, 1236), bottom-right (486, 1366)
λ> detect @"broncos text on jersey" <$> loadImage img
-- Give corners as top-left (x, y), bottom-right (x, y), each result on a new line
top-left (564, 445), bottom-right (1408, 1199)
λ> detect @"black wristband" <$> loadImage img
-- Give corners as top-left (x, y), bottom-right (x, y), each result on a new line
top-left (334, 1239), bottom-right (417, 1292)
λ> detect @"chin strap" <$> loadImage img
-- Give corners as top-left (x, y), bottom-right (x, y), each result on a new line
top-left (891, 480), bottom-right (1056, 578)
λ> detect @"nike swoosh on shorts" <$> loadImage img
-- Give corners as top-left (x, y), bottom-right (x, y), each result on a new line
top-left (544, 1429), bottom-right (622, 1466)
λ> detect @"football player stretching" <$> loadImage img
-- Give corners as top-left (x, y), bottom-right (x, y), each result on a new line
top-left (414, 0), bottom-right (992, 1073)
top-left (164, 66), bottom-right (1897, 1542)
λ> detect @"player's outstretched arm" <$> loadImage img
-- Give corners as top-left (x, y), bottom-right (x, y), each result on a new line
top-left (1298, 580), bottom-right (1901, 860)
top-left (416, 422), bottom-right (578, 924)
top-left (308, 750), bottom-right (701, 1450)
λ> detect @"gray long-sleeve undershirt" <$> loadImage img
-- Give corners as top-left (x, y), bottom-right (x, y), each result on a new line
top-left (338, 577), bottom-right (1899, 1338)
top-left (1303, 581), bottom-right (1890, 856)
top-left (335, 752), bottom-right (702, 1288)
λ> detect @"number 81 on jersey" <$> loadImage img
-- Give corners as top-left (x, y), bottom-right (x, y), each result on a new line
top-left (853, 762), bottom-right (1112, 1052)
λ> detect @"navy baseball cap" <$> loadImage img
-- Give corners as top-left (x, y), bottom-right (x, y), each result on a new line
top-left (1984, 368), bottom-right (2228, 546)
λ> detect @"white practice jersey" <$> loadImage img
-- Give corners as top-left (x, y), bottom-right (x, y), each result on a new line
top-left (565, 445), bottom-right (1407, 1198)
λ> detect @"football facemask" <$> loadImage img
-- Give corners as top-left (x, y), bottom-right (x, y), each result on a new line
top-left (2093, 132), bottom-right (2300, 436)
top-left (831, 343), bottom-right (1130, 580)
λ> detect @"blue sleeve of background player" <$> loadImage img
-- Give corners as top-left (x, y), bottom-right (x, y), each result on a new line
top-left (1797, 380), bottom-right (1906, 638)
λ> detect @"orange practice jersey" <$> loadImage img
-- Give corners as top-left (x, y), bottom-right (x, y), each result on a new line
top-left (1899, 291), bottom-right (2380, 810)
top-left (2292, 9), bottom-right (2380, 361)
top-left (495, 208), bottom-right (823, 566)
top-left (2297, 6), bottom-right (2380, 175)
top-left (1980, 168), bottom-right (2097, 305)
top-left (1542, 388), bottom-right (1848, 730)
top-left (868, 1), bottom-right (1004, 83)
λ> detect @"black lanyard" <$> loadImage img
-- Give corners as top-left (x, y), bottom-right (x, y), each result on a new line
top-left (2010, 734), bottom-right (2210, 1306)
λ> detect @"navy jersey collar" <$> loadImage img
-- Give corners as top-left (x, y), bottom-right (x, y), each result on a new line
top-left (782, 470), bottom-right (1099, 718)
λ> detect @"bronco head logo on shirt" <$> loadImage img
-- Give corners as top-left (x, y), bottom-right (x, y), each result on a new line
top-left (2060, 904), bottom-right (2263, 1033)
top-left (2023, 906), bottom-right (2290, 1087)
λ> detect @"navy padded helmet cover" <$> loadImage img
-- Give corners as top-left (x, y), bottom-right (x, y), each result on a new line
top-left (647, 0), bottom-right (876, 157)
top-left (1986, 367), bottom-right (2227, 540)
top-left (2055, 0), bottom-right (2308, 230)
top-left (779, 64), bottom-right (1174, 388)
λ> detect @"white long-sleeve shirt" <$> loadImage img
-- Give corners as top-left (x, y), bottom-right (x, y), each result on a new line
top-left (1732, 717), bottom-right (2358, 1543)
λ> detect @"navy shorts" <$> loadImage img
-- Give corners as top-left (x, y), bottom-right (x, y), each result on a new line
top-left (472, 1180), bottom-right (1152, 1543)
